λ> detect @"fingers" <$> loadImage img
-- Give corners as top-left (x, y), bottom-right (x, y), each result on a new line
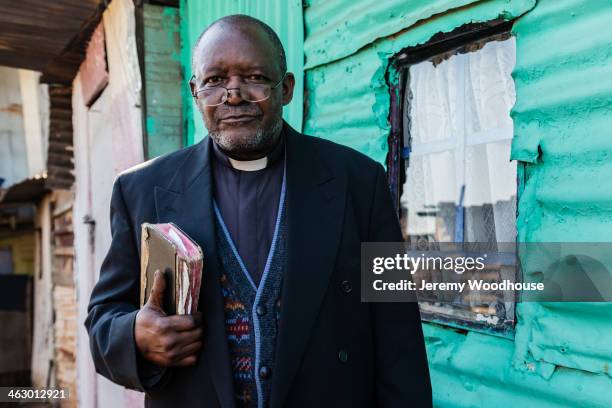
top-left (160, 340), bottom-right (202, 367)
top-left (146, 269), bottom-right (166, 310)
top-left (137, 290), bottom-right (205, 368)
top-left (173, 341), bottom-right (203, 363)
top-left (162, 314), bottom-right (201, 332)
top-left (158, 327), bottom-right (202, 352)
top-left (172, 353), bottom-right (198, 367)
top-left (175, 327), bottom-right (203, 345)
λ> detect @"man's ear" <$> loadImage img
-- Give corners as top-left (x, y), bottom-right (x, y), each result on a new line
top-left (281, 72), bottom-right (295, 106)
top-left (189, 76), bottom-right (197, 97)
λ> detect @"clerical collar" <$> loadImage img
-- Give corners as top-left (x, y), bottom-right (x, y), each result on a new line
top-left (211, 128), bottom-right (285, 171)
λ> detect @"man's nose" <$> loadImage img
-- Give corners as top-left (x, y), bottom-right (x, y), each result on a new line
top-left (225, 76), bottom-right (244, 105)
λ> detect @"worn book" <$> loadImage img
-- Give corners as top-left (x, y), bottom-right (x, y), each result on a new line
top-left (140, 223), bottom-right (203, 315)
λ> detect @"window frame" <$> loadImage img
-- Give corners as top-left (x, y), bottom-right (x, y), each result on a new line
top-left (386, 20), bottom-right (521, 337)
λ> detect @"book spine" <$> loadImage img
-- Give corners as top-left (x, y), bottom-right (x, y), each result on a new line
top-left (140, 225), bottom-right (150, 307)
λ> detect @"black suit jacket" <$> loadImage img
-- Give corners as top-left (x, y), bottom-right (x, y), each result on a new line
top-left (85, 123), bottom-right (432, 407)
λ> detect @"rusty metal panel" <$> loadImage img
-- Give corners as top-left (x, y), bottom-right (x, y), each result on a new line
top-left (80, 23), bottom-right (109, 107)
top-left (180, 0), bottom-right (304, 144)
top-left (0, 0), bottom-right (106, 84)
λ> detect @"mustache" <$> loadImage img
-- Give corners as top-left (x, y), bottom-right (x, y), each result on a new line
top-left (214, 103), bottom-right (263, 120)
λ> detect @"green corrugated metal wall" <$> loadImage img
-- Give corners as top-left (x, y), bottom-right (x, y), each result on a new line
top-left (179, 0), bottom-right (303, 145)
top-left (302, 0), bottom-right (534, 164)
top-left (509, 0), bottom-right (612, 395)
top-left (305, 0), bottom-right (612, 406)
top-left (179, 0), bottom-right (612, 405)
top-left (302, 0), bottom-right (612, 406)
top-left (143, 4), bottom-right (182, 158)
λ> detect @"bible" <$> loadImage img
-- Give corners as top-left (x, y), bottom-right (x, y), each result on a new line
top-left (140, 223), bottom-right (203, 315)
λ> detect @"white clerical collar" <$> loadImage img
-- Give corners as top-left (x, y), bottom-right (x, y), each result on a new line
top-left (228, 156), bottom-right (268, 171)
top-left (211, 129), bottom-right (285, 171)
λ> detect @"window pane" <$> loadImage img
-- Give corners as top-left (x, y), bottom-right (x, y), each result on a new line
top-left (464, 141), bottom-right (516, 243)
top-left (402, 152), bottom-right (459, 243)
top-left (464, 38), bottom-right (516, 135)
top-left (400, 36), bottom-right (517, 334)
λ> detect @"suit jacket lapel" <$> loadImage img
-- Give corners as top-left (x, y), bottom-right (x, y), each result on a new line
top-left (271, 127), bottom-right (347, 408)
top-left (152, 127), bottom-right (346, 408)
top-left (154, 138), bottom-right (236, 408)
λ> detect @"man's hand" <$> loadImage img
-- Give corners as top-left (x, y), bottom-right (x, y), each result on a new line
top-left (135, 270), bottom-right (203, 367)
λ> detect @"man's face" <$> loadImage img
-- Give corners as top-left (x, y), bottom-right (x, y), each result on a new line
top-left (191, 24), bottom-right (295, 160)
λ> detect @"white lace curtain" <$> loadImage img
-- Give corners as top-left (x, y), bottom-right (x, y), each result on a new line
top-left (401, 37), bottom-right (517, 243)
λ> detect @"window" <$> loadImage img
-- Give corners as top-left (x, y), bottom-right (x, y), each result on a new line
top-left (393, 24), bottom-right (518, 335)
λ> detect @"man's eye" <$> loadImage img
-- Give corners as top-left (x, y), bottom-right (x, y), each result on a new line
top-left (205, 76), bottom-right (224, 85)
top-left (246, 75), bottom-right (267, 82)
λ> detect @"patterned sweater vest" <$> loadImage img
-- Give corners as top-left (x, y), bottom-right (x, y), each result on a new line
top-left (214, 188), bottom-right (287, 408)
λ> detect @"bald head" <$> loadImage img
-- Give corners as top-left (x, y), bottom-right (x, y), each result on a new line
top-left (188, 14), bottom-right (296, 161)
top-left (192, 15), bottom-right (286, 76)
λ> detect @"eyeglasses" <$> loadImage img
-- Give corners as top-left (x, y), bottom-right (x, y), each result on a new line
top-left (190, 73), bottom-right (286, 106)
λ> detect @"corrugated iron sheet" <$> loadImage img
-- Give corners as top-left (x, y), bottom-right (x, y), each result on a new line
top-left (0, 176), bottom-right (48, 204)
top-left (303, 0), bottom-right (612, 406)
top-left (509, 0), bottom-right (612, 393)
top-left (180, 0), bottom-right (304, 144)
top-left (143, 4), bottom-right (183, 158)
top-left (303, 0), bottom-right (534, 164)
top-left (304, 0), bottom-right (478, 69)
top-left (0, 0), bottom-right (106, 84)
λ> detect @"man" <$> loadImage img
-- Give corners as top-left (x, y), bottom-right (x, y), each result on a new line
top-left (86, 14), bottom-right (431, 408)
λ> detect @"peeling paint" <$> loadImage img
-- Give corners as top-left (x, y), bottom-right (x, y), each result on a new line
top-left (509, 0), bottom-right (612, 394)
top-left (303, 0), bottom-right (612, 406)
top-left (304, 0), bottom-right (535, 164)
top-left (425, 323), bottom-right (612, 407)
top-left (304, 0), bottom-right (479, 69)
top-left (175, 0), bottom-right (612, 405)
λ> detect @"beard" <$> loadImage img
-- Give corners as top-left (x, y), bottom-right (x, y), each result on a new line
top-left (205, 103), bottom-right (283, 159)
top-left (209, 117), bottom-right (282, 157)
